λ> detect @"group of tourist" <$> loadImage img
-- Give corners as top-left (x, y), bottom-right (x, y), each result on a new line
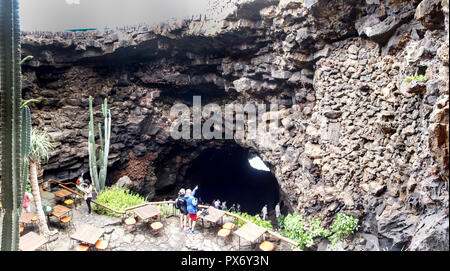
top-left (173, 185), bottom-right (283, 236)
top-left (174, 185), bottom-right (200, 234)
top-left (211, 199), bottom-right (241, 213)
top-left (258, 203), bottom-right (281, 220)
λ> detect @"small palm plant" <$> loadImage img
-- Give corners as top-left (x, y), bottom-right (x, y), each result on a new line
top-left (28, 128), bottom-right (54, 236)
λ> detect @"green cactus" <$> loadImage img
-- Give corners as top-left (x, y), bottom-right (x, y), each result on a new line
top-left (88, 96), bottom-right (111, 192)
top-left (20, 106), bottom-right (31, 203)
top-left (0, 0), bottom-right (24, 251)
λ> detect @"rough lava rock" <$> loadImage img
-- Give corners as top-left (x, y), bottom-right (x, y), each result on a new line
top-left (1, 0), bottom-right (447, 251)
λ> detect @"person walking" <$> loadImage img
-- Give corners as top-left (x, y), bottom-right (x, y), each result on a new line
top-left (275, 203), bottom-right (281, 218)
top-left (261, 204), bottom-right (268, 220)
top-left (185, 185), bottom-right (199, 234)
top-left (175, 188), bottom-right (188, 231)
top-left (221, 201), bottom-right (227, 211)
top-left (76, 179), bottom-right (93, 216)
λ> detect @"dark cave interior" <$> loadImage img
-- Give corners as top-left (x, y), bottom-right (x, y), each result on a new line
top-left (181, 145), bottom-right (280, 215)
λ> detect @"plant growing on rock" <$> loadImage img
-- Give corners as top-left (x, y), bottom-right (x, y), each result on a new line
top-left (88, 96), bottom-right (111, 192)
top-left (328, 213), bottom-right (359, 247)
top-left (280, 213), bottom-right (330, 250)
top-left (404, 73), bottom-right (427, 82)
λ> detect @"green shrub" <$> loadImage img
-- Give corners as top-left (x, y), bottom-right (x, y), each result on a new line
top-left (92, 186), bottom-right (147, 217)
top-left (232, 212), bottom-right (273, 231)
top-left (278, 213), bottom-right (358, 250)
top-left (276, 214), bottom-right (286, 230)
top-left (404, 73), bottom-right (427, 82)
top-left (328, 213), bottom-right (359, 247)
top-left (157, 203), bottom-right (178, 217)
top-left (279, 213), bottom-right (330, 250)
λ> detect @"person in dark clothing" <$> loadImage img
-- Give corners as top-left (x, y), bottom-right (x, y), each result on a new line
top-left (230, 203), bottom-right (236, 213)
top-left (175, 188), bottom-right (188, 231)
top-left (236, 204), bottom-right (241, 213)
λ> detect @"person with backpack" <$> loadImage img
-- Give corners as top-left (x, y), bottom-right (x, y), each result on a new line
top-left (185, 185), bottom-right (199, 234)
top-left (174, 188), bottom-right (188, 231)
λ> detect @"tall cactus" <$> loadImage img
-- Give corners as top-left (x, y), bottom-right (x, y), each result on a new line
top-left (20, 105), bottom-right (31, 205)
top-left (0, 0), bottom-right (24, 251)
top-left (88, 96), bottom-right (111, 192)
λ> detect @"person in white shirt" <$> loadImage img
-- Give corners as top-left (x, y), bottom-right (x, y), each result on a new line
top-left (76, 179), bottom-right (93, 216)
top-left (275, 203), bottom-right (280, 218)
top-left (261, 204), bottom-right (268, 220)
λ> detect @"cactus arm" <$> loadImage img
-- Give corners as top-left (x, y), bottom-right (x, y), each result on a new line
top-left (88, 96), bottom-right (100, 193)
top-left (19, 105), bottom-right (31, 204)
top-left (99, 105), bottom-right (111, 191)
top-left (98, 122), bottom-right (104, 153)
top-left (20, 99), bottom-right (38, 108)
top-left (87, 97), bottom-right (111, 192)
top-left (20, 55), bottom-right (33, 64)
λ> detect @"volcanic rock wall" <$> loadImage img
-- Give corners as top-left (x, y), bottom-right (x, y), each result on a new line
top-left (7, 0), bottom-right (449, 250)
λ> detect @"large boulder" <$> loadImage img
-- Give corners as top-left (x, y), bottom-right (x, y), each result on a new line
top-left (409, 210), bottom-right (449, 250)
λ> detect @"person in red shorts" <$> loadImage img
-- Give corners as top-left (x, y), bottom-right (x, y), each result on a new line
top-left (185, 185), bottom-right (199, 234)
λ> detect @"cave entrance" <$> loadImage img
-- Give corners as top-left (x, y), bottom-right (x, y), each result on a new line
top-left (179, 145), bottom-right (280, 215)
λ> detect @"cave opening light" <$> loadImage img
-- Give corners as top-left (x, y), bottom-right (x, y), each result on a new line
top-left (248, 155), bottom-right (270, 172)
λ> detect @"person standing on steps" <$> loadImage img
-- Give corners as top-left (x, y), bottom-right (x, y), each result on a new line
top-left (76, 179), bottom-right (93, 216)
top-left (174, 188), bottom-right (188, 231)
top-left (185, 185), bottom-right (199, 234)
